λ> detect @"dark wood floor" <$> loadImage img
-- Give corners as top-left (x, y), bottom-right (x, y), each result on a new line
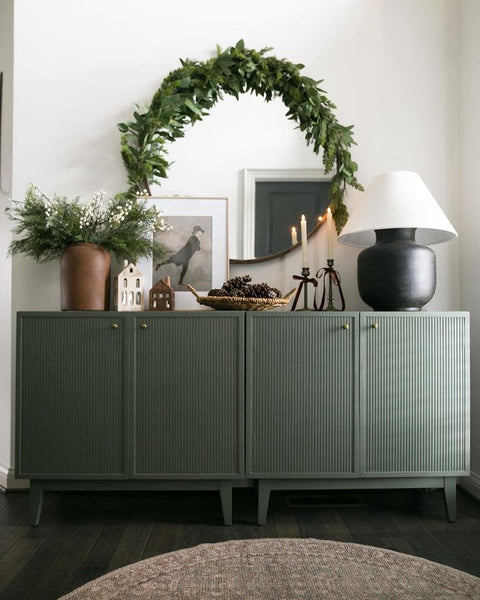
top-left (0, 486), bottom-right (479, 599)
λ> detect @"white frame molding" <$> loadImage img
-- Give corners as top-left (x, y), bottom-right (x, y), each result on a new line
top-left (242, 168), bottom-right (328, 260)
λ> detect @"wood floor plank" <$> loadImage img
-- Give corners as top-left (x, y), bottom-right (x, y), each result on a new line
top-left (323, 507), bottom-right (378, 546)
top-left (375, 535), bottom-right (417, 556)
top-left (271, 506), bottom-right (301, 539)
top-left (26, 525), bottom-right (101, 600)
top-left (107, 519), bottom-right (153, 571)
top-left (0, 525), bottom-right (31, 555)
top-left (0, 538), bottom-right (44, 596)
top-left (143, 521), bottom-right (177, 558)
top-left (0, 535), bottom-right (68, 600)
top-left (313, 509), bottom-right (355, 542)
top-left (75, 522), bottom-right (127, 571)
top-left (0, 486), bottom-right (479, 600)
top-left (0, 492), bottom-right (29, 526)
top-left (421, 529), bottom-right (480, 576)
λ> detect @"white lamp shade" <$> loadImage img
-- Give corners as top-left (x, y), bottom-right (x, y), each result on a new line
top-left (337, 171), bottom-right (458, 247)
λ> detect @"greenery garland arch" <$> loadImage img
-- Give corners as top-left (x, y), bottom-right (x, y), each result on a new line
top-left (118, 40), bottom-right (362, 232)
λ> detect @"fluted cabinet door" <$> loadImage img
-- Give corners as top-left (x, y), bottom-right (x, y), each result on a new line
top-left (246, 313), bottom-right (358, 477)
top-left (133, 313), bottom-right (244, 478)
top-left (360, 313), bottom-right (470, 476)
top-left (16, 314), bottom-right (127, 478)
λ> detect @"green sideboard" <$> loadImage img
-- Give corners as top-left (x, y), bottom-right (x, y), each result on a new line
top-left (16, 312), bottom-right (244, 525)
top-left (16, 311), bottom-right (469, 525)
top-left (246, 312), bottom-right (469, 523)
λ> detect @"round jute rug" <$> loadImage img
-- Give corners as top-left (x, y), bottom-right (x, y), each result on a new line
top-left (59, 538), bottom-right (480, 599)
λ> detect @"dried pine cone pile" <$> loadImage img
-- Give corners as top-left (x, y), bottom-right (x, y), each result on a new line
top-left (208, 275), bottom-right (282, 299)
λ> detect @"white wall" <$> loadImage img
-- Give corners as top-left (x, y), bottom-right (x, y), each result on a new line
top-left (4, 0), bottom-right (462, 482)
top-left (0, 0), bottom-right (13, 487)
top-left (459, 0), bottom-right (480, 497)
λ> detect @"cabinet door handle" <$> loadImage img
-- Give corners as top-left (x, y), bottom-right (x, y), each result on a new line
top-left (342, 324), bottom-right (349, 330)
top-left (140, 323), bottom-right (148, 329)
top-left (111, 323), bottom-right (118, 330)
top-left (371, 323), bottom-right (379, 329)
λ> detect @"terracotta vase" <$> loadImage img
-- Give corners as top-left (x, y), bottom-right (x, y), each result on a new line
top-left (60, 243), bottom-right (111, 310)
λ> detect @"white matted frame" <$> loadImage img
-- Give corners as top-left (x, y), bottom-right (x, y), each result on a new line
top-left (242, 168), bottom-right (328, 260)
top-left (139, 196), bottom-right (229, 310)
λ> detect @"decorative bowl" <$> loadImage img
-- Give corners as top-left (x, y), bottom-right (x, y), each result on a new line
top-left (187, 285), bottom-right (297, 311)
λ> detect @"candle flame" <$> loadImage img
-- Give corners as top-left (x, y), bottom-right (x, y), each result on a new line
top-left (327, 207), bottom-right (332, 215)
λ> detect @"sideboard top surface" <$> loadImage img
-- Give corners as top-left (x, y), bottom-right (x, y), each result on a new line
top-left (16, 310), bottom-right (469, 317)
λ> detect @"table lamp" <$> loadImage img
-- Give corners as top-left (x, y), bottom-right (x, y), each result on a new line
top-left (337, 171), bottom-right (457, 310)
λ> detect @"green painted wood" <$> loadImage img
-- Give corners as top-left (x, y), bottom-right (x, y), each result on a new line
top-left (16, 314), bottom-right (127, 478)
top-left (443, 476), bottom-right (457, 522)
top-left (29, 480), bottom-right (43, 526)
top-left (360, 313), bottom-right (470, 477)
top-left (133, 313), bottom-right (244, 478)
top-left (246, 312), bottom-right (359, 477)
top-left (16, 310), bottom-right (470, 527)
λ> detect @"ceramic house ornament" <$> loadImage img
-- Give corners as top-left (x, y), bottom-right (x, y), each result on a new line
top-left (149, 276), bottom-right (175, 311)
top-left (114, 261), bottom-right (144, 311)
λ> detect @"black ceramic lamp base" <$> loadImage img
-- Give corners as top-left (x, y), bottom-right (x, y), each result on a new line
top-left (358, 228), bottom-right (436, 311)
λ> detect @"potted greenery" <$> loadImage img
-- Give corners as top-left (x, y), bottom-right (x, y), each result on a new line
top-left (6, 185), bottom-right (168, 310)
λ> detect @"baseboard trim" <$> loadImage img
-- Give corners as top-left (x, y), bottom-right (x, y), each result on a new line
top-left (0, 463), bottom-right (29, 491)
top-left (459, 471), bottom-right (480, 501)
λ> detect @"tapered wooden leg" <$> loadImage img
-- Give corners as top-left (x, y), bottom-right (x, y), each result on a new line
top-left (29, 480), bottom-right (43, 526)
top-left (219, 481), bottom-right (232, 526)
top-left (443, 477), bottom-right (457, 522)
top-left (258, 480), bottom-right (271, 525)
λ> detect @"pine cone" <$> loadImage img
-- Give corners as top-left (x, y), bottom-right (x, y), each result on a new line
top-left (246, 283), bottom-right (266, 298)
top-left (246, 283), bottom-right (282, 298)
top-left (222, 275), bottom-right (252, 293)
top-left (208, 288), bottom-right (229, 297)
top-left (211, 276), bottom-right (281, 300)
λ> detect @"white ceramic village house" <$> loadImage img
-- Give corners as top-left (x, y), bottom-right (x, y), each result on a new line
top-left (114, 261), bottom-right (144, 311)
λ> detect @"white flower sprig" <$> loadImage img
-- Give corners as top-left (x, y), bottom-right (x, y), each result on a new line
top-left (78, 191), bottom-right (106, 231)
top-left (108, 197), bottom-right (134, 226)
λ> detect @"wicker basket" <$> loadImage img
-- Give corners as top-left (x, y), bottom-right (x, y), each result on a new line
top-left (187, 285), bottom-right (297, 311)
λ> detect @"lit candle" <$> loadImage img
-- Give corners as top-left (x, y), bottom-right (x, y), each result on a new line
top-left (326, 207), bottom-right (334, 260)
top-left (291, 226), bottom-right (298, 246)
top-left (300, 214), bottom-right (308, 267)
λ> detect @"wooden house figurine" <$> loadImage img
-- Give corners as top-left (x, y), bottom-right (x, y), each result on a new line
top-left (114, 261), bottom-right (144, 311)
top-left (149, 276), bottom-right (175, 311)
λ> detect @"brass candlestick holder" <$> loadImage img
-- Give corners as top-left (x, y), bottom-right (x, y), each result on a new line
top-left (315, 259), bottom-right (345, 311)
top-left (291, 267), bottom-right (318, 311)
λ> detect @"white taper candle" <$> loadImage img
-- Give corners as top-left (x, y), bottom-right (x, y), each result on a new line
top-left (300, 214), bottom-right (308, 267)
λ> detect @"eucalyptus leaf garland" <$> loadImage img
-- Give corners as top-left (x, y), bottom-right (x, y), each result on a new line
top-left (118, 40), bottom-right (362, 232)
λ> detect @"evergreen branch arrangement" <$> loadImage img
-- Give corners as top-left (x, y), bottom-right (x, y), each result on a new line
top-left (6, 185), bottom-right (168, 262)
top-left (118, 40), bottom-right (362, 232)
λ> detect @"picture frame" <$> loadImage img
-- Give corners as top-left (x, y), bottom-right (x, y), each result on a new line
top-left (139, 196), bottom-right (229, 310)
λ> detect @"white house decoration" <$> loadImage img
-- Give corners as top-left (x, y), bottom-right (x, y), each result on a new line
top-left (114, 261), bottom-right (144, 311)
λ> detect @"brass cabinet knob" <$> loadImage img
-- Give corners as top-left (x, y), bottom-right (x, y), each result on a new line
top-left (342, 324), bottom-right (349, 330)
top-left (140, 323), bottom-right (148, 329)
top-left (111, 323), bottom-right (118, 330)
top-left (371, 323), bottom-right (379, 329)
